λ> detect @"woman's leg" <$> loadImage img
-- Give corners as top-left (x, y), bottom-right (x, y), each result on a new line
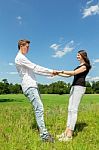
top-left (66, 86), bottom-right (86, 136)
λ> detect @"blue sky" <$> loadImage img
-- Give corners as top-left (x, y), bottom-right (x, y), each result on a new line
top-left (0, 0), bottom-right (99, 84)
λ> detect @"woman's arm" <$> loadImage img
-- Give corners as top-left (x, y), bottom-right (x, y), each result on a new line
top-left (58, 73), bottom-right (71, 77)
top-left (61, 65), bottom-right (87, 76)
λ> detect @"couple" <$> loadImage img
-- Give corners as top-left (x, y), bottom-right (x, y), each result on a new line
top-left (15, 39), bottom-right (91, 142)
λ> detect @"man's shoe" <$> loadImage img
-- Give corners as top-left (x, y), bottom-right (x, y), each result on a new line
top-left (42, 133), bottom-right (55, 143)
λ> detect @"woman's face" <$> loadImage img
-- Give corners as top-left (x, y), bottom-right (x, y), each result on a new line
top-left (77, 53), bottom-right (83, 61)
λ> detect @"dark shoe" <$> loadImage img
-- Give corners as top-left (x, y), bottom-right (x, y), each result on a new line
top-left (42, 133), bottom-right (55, 143)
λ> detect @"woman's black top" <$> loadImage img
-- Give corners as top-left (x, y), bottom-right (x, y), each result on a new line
top-left (72, 64), bottom-right (89, 87)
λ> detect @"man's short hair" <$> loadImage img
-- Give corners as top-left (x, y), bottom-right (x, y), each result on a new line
top-left (18, 39), bottom-right (30, 49)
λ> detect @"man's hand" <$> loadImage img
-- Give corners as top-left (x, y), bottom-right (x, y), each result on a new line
top-left (52, 70), bottom-right (62, 76)
top-left (52, 70), bottom-right (70, 77)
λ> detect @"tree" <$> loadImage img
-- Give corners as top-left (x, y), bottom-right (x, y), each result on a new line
top-left (1, 79), bottom-right (10, 94)
top-left (95, 81), bottom-right (99, 93)
top-left (0, 82), bottom-right (4, 94)
top-left (85, 81), bottom-right (93, 94)
top-left (0, 79), bottom-right (99, 94)
top-left (91, 81), bottom-right (99, 94)
top-left (0, 79), bottom-right (22, 94)
top-left (39, 81), bottom-right (71, 94)
top-left (2, 79), bottom-right (9, 85)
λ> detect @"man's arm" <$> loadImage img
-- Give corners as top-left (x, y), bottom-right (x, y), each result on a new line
top-left (19, 56), bottom-right (54, 76)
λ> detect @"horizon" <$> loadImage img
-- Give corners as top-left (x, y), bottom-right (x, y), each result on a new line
top-left (0, 0), bottom-right (99, 84)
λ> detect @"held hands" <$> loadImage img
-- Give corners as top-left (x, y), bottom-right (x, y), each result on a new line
top-left (52, 70), bottom-right (70, 77)
top-left (52, 70), bottom-right (63, 76)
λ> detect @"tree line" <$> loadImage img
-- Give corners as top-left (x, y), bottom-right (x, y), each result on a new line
top-left (0, 79), bottom-right (99, 94)
top-left (38, 80), bottom-right (99, 94)
top-left (0, 79), bottom-right (22, 94)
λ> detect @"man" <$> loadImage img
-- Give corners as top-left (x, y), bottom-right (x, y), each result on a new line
top-left (15, 39), bottom-right (55, 142)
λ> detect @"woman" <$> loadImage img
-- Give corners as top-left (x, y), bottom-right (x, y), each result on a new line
top-left (57, 50), bottom-right (91, 142)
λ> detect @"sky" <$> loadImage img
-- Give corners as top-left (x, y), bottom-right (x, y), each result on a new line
top-left (0, 0), bottom-right (99, 85)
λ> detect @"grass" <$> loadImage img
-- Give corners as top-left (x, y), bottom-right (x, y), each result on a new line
top-left (0, 94), bottom-right (99, 150)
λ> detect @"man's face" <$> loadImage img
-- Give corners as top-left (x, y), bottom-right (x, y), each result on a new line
top-left (20, 43), bottom-right (29, 54)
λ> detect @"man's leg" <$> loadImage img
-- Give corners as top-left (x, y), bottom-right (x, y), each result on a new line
top-left (24, 87), bottom-right (54, 142)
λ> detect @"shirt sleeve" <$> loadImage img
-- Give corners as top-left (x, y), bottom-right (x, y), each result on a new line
top-left (20, 56), bottom-right (53, 76)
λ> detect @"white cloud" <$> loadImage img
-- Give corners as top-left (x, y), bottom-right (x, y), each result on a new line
top-left (86, 0), bottom-right (93, 5)
top-left (82, 4), bottom-right (99, 18)
top-left (7, 72), bottom-right (18, 75)
top-left (17, 16), bottom-right (22, 20)
top-left (86, 76), bottom-right (99, 82)
top-left (0, 72), bottom-right (3, 74)
top-left (50, 44), bottom-right (60, 50)
top-left (92, 76), bottom-right (99, 81)
top-left (93, 59), bottom-right (99, 63)
top-left (50, 40), bottom-right (75, 58)
top-left (13, 0), bottom-right (24, 5)
top-left (9, 63), bottom-right (14, 66)
top-left (16, 16), bottom-right (22, 24)
top-left (86, 75), bottom-right (91, 79)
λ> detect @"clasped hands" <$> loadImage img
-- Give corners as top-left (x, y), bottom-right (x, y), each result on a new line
top-left (51, 70), bottom-right (70, 77)
top-left (52, 70), bottom-right (64, 76)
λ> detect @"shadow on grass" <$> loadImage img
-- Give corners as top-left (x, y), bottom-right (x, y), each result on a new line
top-left (0, 99), bottom-right (23, 103)
top-left (74, 122), bottom-right (88, 136)
top-left (31, 123), bottom-right (39, 131)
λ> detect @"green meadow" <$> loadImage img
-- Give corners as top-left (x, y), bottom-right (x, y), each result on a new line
top-left (0, 94), bottom-right (99, 150)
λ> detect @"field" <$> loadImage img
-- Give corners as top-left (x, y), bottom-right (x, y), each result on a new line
top-left (0, 94), bottom-right (99, 150)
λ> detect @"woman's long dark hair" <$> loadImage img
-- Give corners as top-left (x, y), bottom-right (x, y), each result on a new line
top-left (78, 50), bottom-right (91, 70)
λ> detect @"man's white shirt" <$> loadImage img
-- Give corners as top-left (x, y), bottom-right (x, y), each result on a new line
top-left (15, 51), bottom-right (53, 92)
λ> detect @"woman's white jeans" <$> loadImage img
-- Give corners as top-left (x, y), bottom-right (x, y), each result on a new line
top-left (24, 87), bottom-right (48, 137)
top-left (67, 86), bottom-right (86, 131)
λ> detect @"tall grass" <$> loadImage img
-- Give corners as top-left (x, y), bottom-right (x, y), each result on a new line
top-left (0, 94), bottom-right (99, 150)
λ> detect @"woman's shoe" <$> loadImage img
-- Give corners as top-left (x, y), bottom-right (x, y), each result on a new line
top-left (56, 132), bottom-right (66, 139)
top-left (58, 135), bottom-right (72, 142)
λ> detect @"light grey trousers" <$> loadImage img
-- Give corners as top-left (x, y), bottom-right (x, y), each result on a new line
top-left (67, 85), bottom-right (86, 130)
top-left (24, 87), bottom-right (48, 138)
